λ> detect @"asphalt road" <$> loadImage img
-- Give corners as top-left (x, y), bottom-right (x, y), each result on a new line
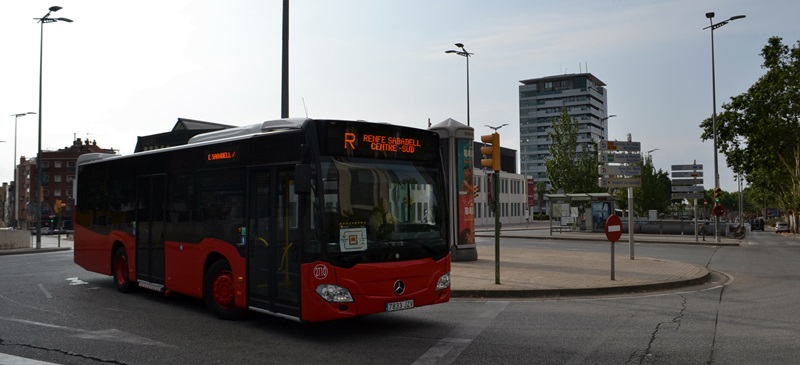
top-left (1, 231), bottom-right (798, 364)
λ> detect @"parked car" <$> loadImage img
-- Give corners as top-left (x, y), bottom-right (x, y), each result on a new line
top-left (775, 221), bottom-right (789, 233)
top-left (750, 218), bottom-right (765, 231)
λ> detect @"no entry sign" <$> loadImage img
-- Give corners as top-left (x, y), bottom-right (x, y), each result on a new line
top-left (605, 215), bottom-right (622, 243)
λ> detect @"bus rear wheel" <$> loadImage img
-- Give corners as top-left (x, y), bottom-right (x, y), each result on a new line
top-left (113, 247), bottom-right (137, 293)
top-left (204, 260), bottom-right (242, 320)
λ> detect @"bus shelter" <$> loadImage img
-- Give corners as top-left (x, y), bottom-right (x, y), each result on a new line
top-left (545, 193), bottom-right (613, 234)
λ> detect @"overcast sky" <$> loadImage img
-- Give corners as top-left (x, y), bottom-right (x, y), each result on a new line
top-left (2, 0), bottom-right (798, 192)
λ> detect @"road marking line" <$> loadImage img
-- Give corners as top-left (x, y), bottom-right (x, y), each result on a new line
top-left (38, 284), bottom-right (52, 299)
top-left (0, 316), bottom-right (174, 348)
top-left (413, 301), bottom-right (509, 364)
top-left (0, 352), bottom-right (61, 365)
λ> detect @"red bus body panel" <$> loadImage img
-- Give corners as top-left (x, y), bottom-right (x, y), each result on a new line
top-left (300, 255), bottom-right (451, 322)
top-left (74, 225), bottom-right (134, 276)
top-left (163, 239), bottom-right (246, 307)
top-left (75, 228), bottom-right (248, 310)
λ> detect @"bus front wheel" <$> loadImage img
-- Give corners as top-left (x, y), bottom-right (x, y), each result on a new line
top-left (113, 247), bottom-right (137, 293)
top-left (204, 260), bottom-right (242, 320)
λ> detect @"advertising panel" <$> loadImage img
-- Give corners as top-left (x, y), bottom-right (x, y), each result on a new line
top-left (592, 201), bottom-right (613, 232)
top-left (456, 138), bottom-right (475, 246)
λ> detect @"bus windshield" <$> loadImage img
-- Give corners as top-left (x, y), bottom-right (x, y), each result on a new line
top-left (320, 157), bottom-right (448, 267)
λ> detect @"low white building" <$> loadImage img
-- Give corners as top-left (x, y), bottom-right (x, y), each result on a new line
top-left (472, 168), bottom-right (532, 227)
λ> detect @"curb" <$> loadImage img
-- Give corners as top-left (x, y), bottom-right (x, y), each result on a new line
top-left (451, 270), bottom-right (712, 299)
top-left (0, 247), bottom-right (72, 256)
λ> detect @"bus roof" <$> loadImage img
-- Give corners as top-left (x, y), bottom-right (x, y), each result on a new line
top-left (188, 118), bottom-right (308, 144)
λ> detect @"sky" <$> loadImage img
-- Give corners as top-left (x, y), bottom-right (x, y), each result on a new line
top-left (1, 0), bottom-right (798, 193)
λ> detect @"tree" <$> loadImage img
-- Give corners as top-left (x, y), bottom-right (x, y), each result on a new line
top-left (614, 154), bottom-right (671, 217)
top-left (545, 107), bottom-right (602, 194)
top-left (700, 37), bottom-right (800, 223)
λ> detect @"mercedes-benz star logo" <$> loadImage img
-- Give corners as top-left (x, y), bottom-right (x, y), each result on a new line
top-left (393, 280), bottom-right (405, 295)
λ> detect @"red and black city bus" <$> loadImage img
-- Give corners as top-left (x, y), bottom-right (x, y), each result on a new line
top-left (74, 118), bottom-right (451, 322)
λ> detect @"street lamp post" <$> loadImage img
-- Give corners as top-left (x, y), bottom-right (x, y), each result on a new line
top-left (704, 12), bottom-right (745, 243)
top-left (599, 114), bottom-right (617, 139)
top-left (34, 6), bottom-right (72, 248)
top-left (10, 112), bottom-right (35, 229)
top-left (445, 43), bottom-right (474, 127)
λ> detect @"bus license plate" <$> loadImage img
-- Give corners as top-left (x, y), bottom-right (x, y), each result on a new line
top-left (386, 299), bottom-right (414, 312)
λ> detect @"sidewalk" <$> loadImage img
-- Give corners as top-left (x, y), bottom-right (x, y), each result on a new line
top-left (0, 234), bottom-right (73, 256)
top-left (450, 222), bottom-right (736, 297)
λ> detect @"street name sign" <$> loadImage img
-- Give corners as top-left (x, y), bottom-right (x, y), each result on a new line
top-left (671, 178), bottom-right (704, 186)
top-left (671, 185), bottom-right (705, 192)
top-left (599, 177), bottom-right (642, 188)
top-left (671, 193), bottom-right (704, 200)
top-left (672, 171), bottom-right (704, 178)
top-left (598, 165), bottom-right (642, 176)
top-left (598, 141), bottom-right (641, 152)
top-left (598, 153), bottom-right (641, 164)
top-left (671, 164), bottom-right (703, 171)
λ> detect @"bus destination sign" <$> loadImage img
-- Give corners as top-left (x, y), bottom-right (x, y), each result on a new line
top-left (345, 132), bottom-right (422, 154)
top-left (205, 147), bottom-right (240, 163)
top-left (323, 120), bottom-right (437, 161)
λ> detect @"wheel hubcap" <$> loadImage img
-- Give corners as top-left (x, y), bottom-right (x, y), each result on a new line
top-left (212, 270), bottom-right (235, 308)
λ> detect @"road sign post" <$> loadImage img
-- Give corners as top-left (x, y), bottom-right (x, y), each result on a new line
top-left (671, 163), bottom-right (705, 242)
top-left (598, 138), bottom-right (641, 261)
top-left (605, 215), bottom-right (622, 280)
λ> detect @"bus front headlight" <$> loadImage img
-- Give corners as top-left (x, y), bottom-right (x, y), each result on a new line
top-left (436, 272), bottom-right (450, 290)
top-left (315, 284), bottom-right (354, 302)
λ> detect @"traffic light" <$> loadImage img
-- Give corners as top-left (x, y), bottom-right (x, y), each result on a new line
top-left (54, 199), bottom-right (62, 213)
top-left (480, 133), bottom-right (501, 171)
top-left (714, 187), bottom-right (721, 203)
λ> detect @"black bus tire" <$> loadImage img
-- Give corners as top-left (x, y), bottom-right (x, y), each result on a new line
top-left (204, 260), bottom-right (242, 320)
top-left (113, 247), bottom-right (137, 293)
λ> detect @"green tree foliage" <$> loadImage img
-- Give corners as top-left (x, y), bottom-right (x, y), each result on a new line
top-left (700, 37), bottom-right (800, 215)
top-left (545, 107), bottom-right (602, 194)
top-left (614, 154), bottom-right (672, 216)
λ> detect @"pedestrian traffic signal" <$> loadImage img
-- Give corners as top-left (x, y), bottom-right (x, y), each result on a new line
top-left (480, 133), bottom-right (501, 171)
top-left (714, 187), bottom-right (721, 203)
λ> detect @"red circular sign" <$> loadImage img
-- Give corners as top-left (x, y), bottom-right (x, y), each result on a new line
top-left (605, 215), bottom-right (623, 243)
top-left (713, 204), bottom-right (725, 217)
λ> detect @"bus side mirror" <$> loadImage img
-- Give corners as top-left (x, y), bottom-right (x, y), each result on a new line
top-left (295, 164), bottom-right (312, 194)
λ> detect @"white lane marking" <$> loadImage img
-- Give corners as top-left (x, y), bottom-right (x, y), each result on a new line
top-left (0, 352), bottom-right (61, 365)
top-left (65, 277), bottom-right (88, 286)
top-left (413, 301), bottom-right (509, 365)
top-left (37, 284), bottom-right (52, 299)
top-left (0, 316), bottom-right (174, 348)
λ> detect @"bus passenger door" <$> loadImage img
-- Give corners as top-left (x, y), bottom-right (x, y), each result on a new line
top-left (136, 174), bottom-right (166, 285)
top-left (246, 168), bottom-right (301, 317)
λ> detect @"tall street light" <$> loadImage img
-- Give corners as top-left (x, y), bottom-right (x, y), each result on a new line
top-left (10, 112), bottom-right (36, 229)
top-left (600, 114), bottom-right (616, 141)
top-left (34, 6), bottom-right (73, 248)
top-left (704, 11), bottom-right (745, 243)
top-left (446, 43), bottom-right (474, 127)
